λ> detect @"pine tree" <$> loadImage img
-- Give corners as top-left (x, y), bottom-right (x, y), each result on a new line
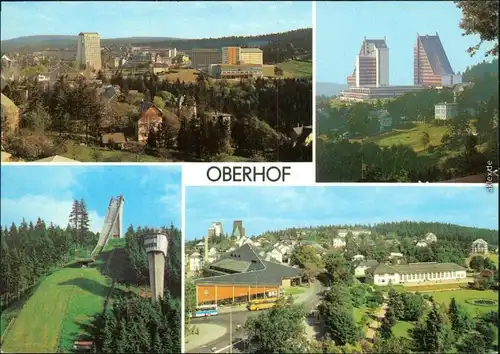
top-left (79, 198), bottom-right (90, 233)
top-left (69, 200), bottom-right (80, 230)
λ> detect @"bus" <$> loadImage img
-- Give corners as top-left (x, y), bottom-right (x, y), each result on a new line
top-left (247, 297), bottom-right (280, 311)
top-left (192, 304), bottom-right (218, 317)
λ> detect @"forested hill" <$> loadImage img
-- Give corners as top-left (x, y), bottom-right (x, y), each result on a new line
top-left (1, 28), bottom-right (312, 56)
top-left (463, 58), bottom-right (498, 82)
top-left (257, 221), bottom-right (498, 246)
top-left (372, 221), bottom-right (499, 246)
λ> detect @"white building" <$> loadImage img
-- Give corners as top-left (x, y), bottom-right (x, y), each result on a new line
top-left (189, 251), bottom-right (203, 272)
top-left (424, 232), bottom-right (438, 243)
top-left (332, 237), bottom-right (346, 248)
top-left (239, 48), bottom-right (263, 65)
top-left (211, 222), bottom-right (223, 237)
top-left (416, 241), bottom-right (428, 247)
top-left (372, 262), bottom-right (467, 286)
top-left (354, 260), bottom-right (379, 277)
top-left (76, 32), bottom-right (102, 71)
top-left (471, 238), bottom-right (489, 254)
top-left (348, 38), bottom-right (389, 88)
top-left (435, 102), bottom-right (458, 120)
top-left (389, 252), bottom-right (404, 259)
top-left (352, 254), bottom-right (365, 261)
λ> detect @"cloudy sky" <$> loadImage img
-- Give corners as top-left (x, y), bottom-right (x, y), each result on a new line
top-left (1, 1), bottom-right (311, 40)
top-left (1, 165), bottom-right (182, 232)
top-left (185, 185), bottom-right (498, 240)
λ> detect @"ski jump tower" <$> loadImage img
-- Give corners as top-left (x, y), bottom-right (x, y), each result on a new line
top-left (91, 195), bottom-right (124, 256)
top-left (143, 232), bottom-right (169, 305)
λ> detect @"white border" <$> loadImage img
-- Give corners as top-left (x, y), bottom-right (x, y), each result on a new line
top-left (180, 167), bottom-right (186, 353)
top-left (312, 0), bottom-right (317, 181)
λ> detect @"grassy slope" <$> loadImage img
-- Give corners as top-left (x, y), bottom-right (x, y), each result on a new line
top-left (61, 141), bottom-right (163, 162)
top-left (2, 267), bottom-right (110, 353)
top-left (430, 289), bottom-right (498, 316)
top-left (393, 320), bottom-right (414, 338)
top-left (277, 60), bottom-right (312, 78)
top-left (369, 124), bottom-right (449, 153)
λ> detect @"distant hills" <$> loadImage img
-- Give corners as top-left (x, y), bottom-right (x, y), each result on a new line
top-left (0, 28), bottom-right (312, 53)
top-left (316, 82), bottom-right (348, 97)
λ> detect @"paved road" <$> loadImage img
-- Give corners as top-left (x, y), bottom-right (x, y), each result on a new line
top-left (187, 282), bottom-right (324, 353)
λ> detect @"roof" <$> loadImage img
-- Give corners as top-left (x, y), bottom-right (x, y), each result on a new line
top-left (418, 34), bottom-right (454, 75)
top-left (78, 32), bottom-right (100, 36)
top-left (357, 260), bottom-right (379, 268)
top-left (195, 244), bottom-right (302, 286)
top-left (140, 101), bottom-right (164, 115)
top-left (472, 238), bottom-right (488, 245)
top-left (216, 64), bottom-right (263, 68)
top-left (101, 132), bottom-right (126, 144)
top-left (241, 48), bottom-right (263, 53)
top-left (364, 39), bottom-right (388, 49)
top-left (34, 155), bottom-right (79, 163)
top-left (373, 262), bottom-right (466, 275)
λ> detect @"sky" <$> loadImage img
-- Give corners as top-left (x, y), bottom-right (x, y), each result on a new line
top-left (316, 1), bottom-right (496, 85)
top-left (0, 1), bottom-right (312, 40)
top-left (1, 165), bottom-right (182, 232)
top-left (185, 185), bottom-right (499, 240)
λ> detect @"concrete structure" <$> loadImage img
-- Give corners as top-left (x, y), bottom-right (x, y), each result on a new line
top-left (347, 38), bottom-right (389, 88)
top-left (190, 49), bottom-right (222, 70)
top-left (372, 262), bottom-right (467, 286)
top-left (435, 102), bottom-right (459, 120)
top-left (231, 220), bottom-right (245, 238)
top-left (77, 32), bottom-right (102, 71)
top-left (212, 222), bottom-right (224, 237)
top-left (340, 85), bottom-right (426, 102)
top-left (471, 238), bottom-right (489, 254)
top-left (143, 232), bottom-right (169, 304)
top-left (414, 33), bottom-right (461, 87)
top-left (92, 195), bottom-right (124, 255)
top-left (195, 244), bottom-right (302, 305)
top-left (222, 46), bottom-right (241, 65)
top-left (240, 48), bottom-right (264, 65)
top-left (211, 64), bottom-right (263, 80)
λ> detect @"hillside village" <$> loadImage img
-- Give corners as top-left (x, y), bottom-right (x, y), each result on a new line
top-left (1, 29), bottom-right (312, 163)
top-left (185, 220), bottom-right (499, 353)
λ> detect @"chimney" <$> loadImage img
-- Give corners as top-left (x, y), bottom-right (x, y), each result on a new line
top-left (204, 231), bottom-right (209, 263)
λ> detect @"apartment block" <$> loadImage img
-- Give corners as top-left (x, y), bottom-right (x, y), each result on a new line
top-left (76, 32), bottom-right (102, 71)
top-left (240, 48), bottom-right (263, 65)
top-left (347, 37), bottom-right (389, 88)
top-left (190, 49), bottom-right (222, 70)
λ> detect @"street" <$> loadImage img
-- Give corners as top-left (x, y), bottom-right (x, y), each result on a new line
top-left (186, 281), bottom-right (324, 353)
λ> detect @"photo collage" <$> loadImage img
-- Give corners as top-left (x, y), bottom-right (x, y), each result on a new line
top-left (0, 1), bottom-right (498, 353)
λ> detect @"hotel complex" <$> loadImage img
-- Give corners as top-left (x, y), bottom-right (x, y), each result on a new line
top-left (340, 33), bottom-right (462, 102)
top-left (76, 32), bottom-right (102, 71)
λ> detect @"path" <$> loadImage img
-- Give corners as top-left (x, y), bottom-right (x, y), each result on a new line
top-left (365, 296), bottom-right (388, 341)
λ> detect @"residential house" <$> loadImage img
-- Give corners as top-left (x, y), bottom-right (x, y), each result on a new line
top-left (370, 109), bottom-right (393, 132)
top-left (332, 237), bottom-right (346, 248)
top-left (189, 251), bottom-right (203, 272)
top-left (352, 254), bottom-right (365, 262)
top-left (424, 232), bottom-right (438, 243)
top-left (416, 241), bottom-right (428, 247)
top-left (101, 132), bottom-right (126, 149)
top-left (471, 238), bottom-right (489, 254)
top-left (354, 260), bottom-right (378, 277)
top-left (435, 102), bottom-right (458, 120)
top-left (138, 102), bottom-right (163, 143)
top-left (371, 262), bottom-right (467, 286)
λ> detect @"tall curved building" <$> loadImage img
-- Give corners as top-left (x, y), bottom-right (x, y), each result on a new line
top-left (92, 195), bottom-right (124, 255)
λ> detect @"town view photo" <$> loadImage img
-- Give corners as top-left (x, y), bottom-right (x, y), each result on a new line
top-left (0, 165), bottom-right (182, 353)
top-left (316, 1), bottom-right (498, 182)
top-left (184, 185), bottom-right (499, 353)
top-left (1, 1), bottom-right (313, 163)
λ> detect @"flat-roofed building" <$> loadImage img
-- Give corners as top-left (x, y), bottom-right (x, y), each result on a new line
top-left (240, 48), bottom-right (263, 65)
top-left (347, 37), bottom-right (389, 88)
top-left (371, 262), bottom-right (467, 286)
top-left (435, 102), bottom-right (458, 120)
top-left (77, 32), bottom-right (102, 71)
top-left (222, 46), bottom-right (241, 65)
top-left (212, 64), bottom-right (263, 79)
top-left (190, 49), bottom-right (222, 70)
top-left (340, 85), bottom-right (426, 102)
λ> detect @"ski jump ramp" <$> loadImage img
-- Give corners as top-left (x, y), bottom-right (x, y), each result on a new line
top-left (91, 195), bottom-right (124, 256)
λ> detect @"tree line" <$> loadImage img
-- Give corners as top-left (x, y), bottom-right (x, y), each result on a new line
top-left (0, 200), bottom-right (97, 300)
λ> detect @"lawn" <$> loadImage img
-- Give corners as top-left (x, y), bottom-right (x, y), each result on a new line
top-left (393, 320), bottom-right (415, 338)
top-left (61, 142), bottom-right (163, 162)
top-left (284, 286), bottom-right (306, 295)
top-left (370, 123), bottom-right (450, 153)
top-left (466, 253), bottom-right (499, 268)
top-left (1, 267), bottom-right (111, 353)
top-left (277, 60), bottom-right (312, 78)
top-left (429, 289), bottom-right (498, 316)
top-left (157, 69), bottom-right (201, 83)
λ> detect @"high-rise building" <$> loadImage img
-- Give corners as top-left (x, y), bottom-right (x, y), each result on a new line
top-left (231, 220), bottom-right (245, 238)
top-left (76, 32), bottom-right (102, 71)
top-left (414, 32), bottom-right (461, 87)
top-left (190, 49), bottom-right (222, 70)
top-left (347, 37), bottom-right (389, 88)
top-left (222, 47), bottom-right (241, 65)
top-left (211, 222), bottom-right (223, 237)
top-left (239, 48), bottom-right (263, 65)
